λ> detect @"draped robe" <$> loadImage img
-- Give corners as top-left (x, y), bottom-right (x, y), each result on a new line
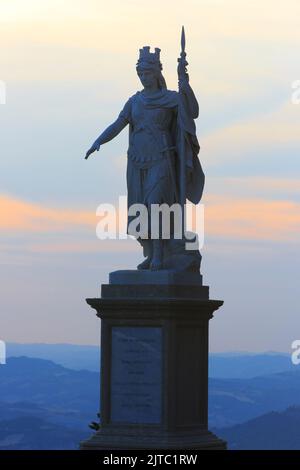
top-left (118, 86), bottom-right (204, 239)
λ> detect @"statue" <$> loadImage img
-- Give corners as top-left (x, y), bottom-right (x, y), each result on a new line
top-left (85, 28), bottom-right (204, 272)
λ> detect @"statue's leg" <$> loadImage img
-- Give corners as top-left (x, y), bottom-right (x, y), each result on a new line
top-left (126, 161), bottom-right (151, 270)
top-left (150, 239), bottom-right (163, 271)
top-left (145, 160), bottom-right (173, 271)
top-left (147, 191), bottom-right (163, 271)
top-left (137, 239), bottom-right (152, 270)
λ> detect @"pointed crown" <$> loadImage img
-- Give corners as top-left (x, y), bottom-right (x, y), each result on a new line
top-left (136, 46), bottom-right (162, 71)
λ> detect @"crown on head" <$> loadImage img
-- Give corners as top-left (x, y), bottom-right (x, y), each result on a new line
top-left (137, 46), bottom-right (162, 70)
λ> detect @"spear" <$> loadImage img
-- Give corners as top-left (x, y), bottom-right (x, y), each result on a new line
top-left (178, 26), bottom-right (188, 237)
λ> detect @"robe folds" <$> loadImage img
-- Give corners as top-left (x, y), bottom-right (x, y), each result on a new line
top-left (118, 86), bottom-right (204, 237)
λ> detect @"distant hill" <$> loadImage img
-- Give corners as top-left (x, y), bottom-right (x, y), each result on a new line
top-left (209, 352), bottom-right (293, 379)
top-left (0, 357), bottom-right (99, 431)
top-left (7, 343), bottom-right (100, 372)
top-left (1, 356), bottom-right (300, 449)
top-left (0, 416), bottom-right (89, 450)
top-left (209, 370), bottom-right (300, 427)
top-left (1, 356), bottom-right (300, 428)
top-left (7, 343), bottom-right (294, 379)
top-left (216, 407), bottom-right (300, 450)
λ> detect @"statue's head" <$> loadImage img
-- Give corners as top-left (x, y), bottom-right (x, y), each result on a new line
top-left (136, 46), bottom-right (166, 89)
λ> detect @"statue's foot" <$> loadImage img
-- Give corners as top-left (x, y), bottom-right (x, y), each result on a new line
top-left (150, 257), bottom-right (163, 271)
top-left (137, 257), bottom-right (151, 270)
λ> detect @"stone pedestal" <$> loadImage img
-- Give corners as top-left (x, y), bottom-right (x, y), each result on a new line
top-left (80, 270), bottom-right (226, 450)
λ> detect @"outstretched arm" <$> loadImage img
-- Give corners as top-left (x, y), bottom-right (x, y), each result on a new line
top-left (85, 116), bottom-right (128, 159)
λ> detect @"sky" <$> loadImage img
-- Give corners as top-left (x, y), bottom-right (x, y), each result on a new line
top-left (0, 0), bottom-right (299, 352)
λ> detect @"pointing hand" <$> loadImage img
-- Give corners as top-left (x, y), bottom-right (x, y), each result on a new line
top-left (85, 141), bottom-right (101, 160)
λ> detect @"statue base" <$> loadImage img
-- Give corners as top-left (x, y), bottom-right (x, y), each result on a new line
top-left (80, 270), bottom-right (226, 450)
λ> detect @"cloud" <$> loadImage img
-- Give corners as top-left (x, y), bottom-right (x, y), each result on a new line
top-left (2, 1), bottom-right (299, 42)
top-left (1, 192), bottom-right (299, 257)
top-left (0, 194), bottom-right (134, 255)
top-left (206, 176), bottom-right (300, 201)
top-left (204, 194), bottom-right (300, 242)
top-left (27, 239), bottom-right (137, 254)
top-left (0, 194), bottom-right (94, 231)
top-left (203, 102), bottom-right (300, 167)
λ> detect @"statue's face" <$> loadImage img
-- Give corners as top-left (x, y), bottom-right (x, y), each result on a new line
top-left (137, 68), bottom-right (157, 88)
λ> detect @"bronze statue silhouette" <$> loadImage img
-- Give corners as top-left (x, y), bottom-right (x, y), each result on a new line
top-left (85, 28), bottom-right (204, 272)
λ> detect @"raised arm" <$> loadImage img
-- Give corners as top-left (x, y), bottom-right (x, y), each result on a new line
top-left (183, 81), bottom-right (199, 119)
top-left (85, 116), bottom-right (128, 160)
top-left (178, 73), bottom-right (199, 120)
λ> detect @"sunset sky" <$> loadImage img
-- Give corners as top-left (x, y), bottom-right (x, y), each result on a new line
top-left (0, 0), bottom-right (299, 351)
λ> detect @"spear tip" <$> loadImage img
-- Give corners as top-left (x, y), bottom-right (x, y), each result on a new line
top-left (181, 25), bottom-right (186, 53)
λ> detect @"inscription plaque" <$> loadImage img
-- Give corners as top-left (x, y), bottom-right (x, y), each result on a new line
top-left (110, 327), bottom-right (162, 424)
